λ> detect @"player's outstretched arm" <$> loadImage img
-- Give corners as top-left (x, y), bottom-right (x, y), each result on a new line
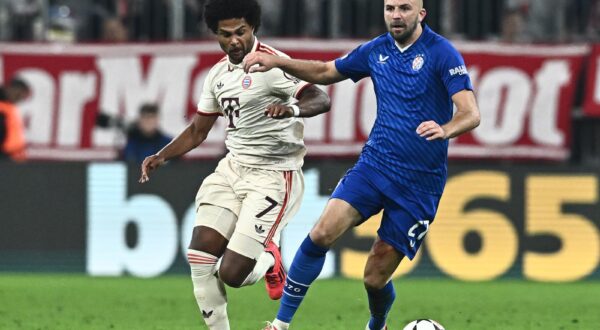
top-left (265, 85), bottom-right (331, 119)
top-left (243, 52), bottom-right (345, 85)
top-left (416, 90), bottom-right (480, 141)
top-left (139, 114), bottom-right (218, 183)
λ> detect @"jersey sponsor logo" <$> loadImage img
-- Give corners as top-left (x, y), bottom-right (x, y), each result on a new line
top-left (412, 54), bottom-right (425, 71)
top-left (242, 75), bottom-right (252, 89)
top-left (449, 64), bottom-right (468, 76)
top-left (221, 97), bottom-right (240, 128)
top-left (378, 54), bottom-right (390, 64)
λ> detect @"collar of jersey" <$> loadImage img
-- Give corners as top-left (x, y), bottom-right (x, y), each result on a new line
top-left (227, 36), bottom-right (260, 68)
top-left (387, 23), bottom-right (430, 53)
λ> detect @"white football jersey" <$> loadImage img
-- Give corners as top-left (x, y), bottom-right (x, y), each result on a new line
top-left (197, 38), bottom-right (311, 170)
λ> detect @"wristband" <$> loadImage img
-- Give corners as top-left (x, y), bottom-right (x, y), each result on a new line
top-left (290, 104), bottom-right (301, 117)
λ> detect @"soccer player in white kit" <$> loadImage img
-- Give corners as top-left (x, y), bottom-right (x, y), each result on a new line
top-left (139, 0), bottom-right (330, 329)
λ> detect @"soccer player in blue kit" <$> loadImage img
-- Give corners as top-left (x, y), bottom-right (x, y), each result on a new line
top-left (243, 0), bottom-right (480, 329)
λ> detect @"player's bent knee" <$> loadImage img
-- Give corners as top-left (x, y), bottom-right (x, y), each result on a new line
top-left (363, 272), bottom-right (388, 290)
top-left (218, 245), bottom-right (258, 288)
top-left (218, 262), bottom-right (252, 288)
top-left (309, 221), bottom-right (345, 247)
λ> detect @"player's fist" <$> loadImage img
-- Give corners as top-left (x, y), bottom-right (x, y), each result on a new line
top-left (243, 52), bottom-right (277, 73)
top-left (139, 154), bottom-right (165, 183)
top-left (416, 120), bottom-right (447, 141)
top-left (265, 104), bottom-right (293, 119)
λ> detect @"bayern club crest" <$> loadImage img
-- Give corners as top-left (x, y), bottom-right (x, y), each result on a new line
top-left (412, 54), bottom-right (425, 71)
top-left (242, 75), bottom-right (252, 89)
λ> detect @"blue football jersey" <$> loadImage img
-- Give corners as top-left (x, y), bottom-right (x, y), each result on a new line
top-left (335, 24), bottom-right (472, 195)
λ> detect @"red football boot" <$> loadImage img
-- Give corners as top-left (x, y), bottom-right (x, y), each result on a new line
top-left (264, 241), bottom-right (286, 300)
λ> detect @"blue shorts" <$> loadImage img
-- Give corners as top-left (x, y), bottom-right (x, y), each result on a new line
top-left (331, 161), bottom-right (442, 260)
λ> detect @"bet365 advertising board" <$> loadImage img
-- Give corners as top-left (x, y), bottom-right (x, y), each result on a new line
top-left (1, 161), bottom-right (598, 282)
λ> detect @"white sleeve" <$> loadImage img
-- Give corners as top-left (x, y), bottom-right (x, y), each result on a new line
top-left (197, 71), bottom-right (221, 116)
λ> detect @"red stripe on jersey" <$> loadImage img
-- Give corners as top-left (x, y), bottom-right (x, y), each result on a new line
top-left (264, 171), bottom-right (292, 246)
top-left (260, 44), bottom-right (279, 55)
top-left (294, 83), bottom-right (313, 99)
top-left (259, 46), bottom-right (278, 56)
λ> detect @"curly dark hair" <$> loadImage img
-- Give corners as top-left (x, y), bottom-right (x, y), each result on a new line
top-left (204, 0), bottom-right (261, 34)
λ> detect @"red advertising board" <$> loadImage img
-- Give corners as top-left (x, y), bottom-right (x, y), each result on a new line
top-left (0, 40), bottom-right (589, 160)
top-left (584, 44), bottom-right (600, 117)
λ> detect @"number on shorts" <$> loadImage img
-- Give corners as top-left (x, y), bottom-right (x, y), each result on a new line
top-left (256, 196), bottom-right (278, 218)
top-left (408, 220), bottom-right (431, 247)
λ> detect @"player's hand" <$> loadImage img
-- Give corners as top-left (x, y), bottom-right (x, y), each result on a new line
top-left (264, 104), bottom-right (293, 119)
top-left (243, 52), bottom-right (277, 73)
top-left (139, 154), bottom-right (166, 183)
top-left (416, 120), bottom-right (447, 141)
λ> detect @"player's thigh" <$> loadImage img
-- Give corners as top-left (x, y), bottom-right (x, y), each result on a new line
top-left (309, 198), bottom-right (363, 247)
top-left (195, 158), bottom-right (243, 217)
top-left (363, 236), bottom-right (404, 289)
top-left (378, 186), bottom-right (441, 260)
top-left (313, 162), bottom-right (385, 246)
top-left (191, 159), bottom-right (242, 255)
top-left (189, 204), bottom-right (237, 257)
top-left (234, 169), bottom-right (303, 247)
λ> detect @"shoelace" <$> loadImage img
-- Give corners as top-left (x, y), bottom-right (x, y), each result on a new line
top-left (265, 272), bottom-right (282, 285)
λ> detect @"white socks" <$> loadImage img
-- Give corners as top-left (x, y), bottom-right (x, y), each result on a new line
top-left (241, 251), bottom-right (275, 287)
top-left (188, 249), bottom-right (230, 330)
top-left (272, 319), bottom-right (290, 330)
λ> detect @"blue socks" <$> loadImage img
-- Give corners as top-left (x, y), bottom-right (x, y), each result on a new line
top-left (276, 235), bottom-right (328, 323)
top-left (367, 281), bottom-right (396, 330)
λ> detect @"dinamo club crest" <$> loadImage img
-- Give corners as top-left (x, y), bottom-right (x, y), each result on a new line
top-left (412, 54), bottom-right (425, 72)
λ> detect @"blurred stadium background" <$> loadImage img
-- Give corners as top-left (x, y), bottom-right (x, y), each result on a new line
top-left (1, 0), bottom-right (600, 329)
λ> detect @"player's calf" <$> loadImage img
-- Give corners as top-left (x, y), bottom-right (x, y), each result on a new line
top-left (218, 248), bottom-right (259, 288)
top-left (219, 232), bottom-right (276, 289)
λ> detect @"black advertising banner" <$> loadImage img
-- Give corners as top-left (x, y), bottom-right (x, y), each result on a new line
top-left (1, 161), bottom-right (599, 281)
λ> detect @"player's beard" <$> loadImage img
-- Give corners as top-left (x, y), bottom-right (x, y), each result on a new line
top-left (390, 17), bottom-right (419, 44)
top-left (228, 47), bottom-right (246, 64)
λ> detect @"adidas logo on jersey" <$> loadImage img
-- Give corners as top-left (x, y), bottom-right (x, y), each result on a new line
top-left (255, 224), bottom-right (265, 234)
top-left (217, 82), bottom-right (224, 89)
top-left (202, 310), bottom-right (213, 318)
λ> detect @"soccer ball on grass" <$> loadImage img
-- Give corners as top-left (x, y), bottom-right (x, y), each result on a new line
top-left (402, 319), bottom-right (445, 330)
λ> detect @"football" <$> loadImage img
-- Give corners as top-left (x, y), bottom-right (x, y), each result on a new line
top-left (402, 319), bottom-right (445, 330)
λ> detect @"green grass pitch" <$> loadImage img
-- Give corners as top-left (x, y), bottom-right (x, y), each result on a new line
top-left (1, 274), bottom-right (599, 329)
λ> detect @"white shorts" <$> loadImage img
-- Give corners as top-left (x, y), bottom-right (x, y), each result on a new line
top-left (195, 157), bottom-right (304, 252)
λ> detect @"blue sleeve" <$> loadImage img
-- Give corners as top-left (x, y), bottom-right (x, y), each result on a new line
top-left (334, 42), bottom-right (372, 82)
top-left (436, 41), bottom-right (473, 97)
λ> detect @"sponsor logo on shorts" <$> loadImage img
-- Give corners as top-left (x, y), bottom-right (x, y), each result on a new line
top-left (255, 224), bottom-right (265, 234)
top-left (202, 310), bottom-right (213, 318)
